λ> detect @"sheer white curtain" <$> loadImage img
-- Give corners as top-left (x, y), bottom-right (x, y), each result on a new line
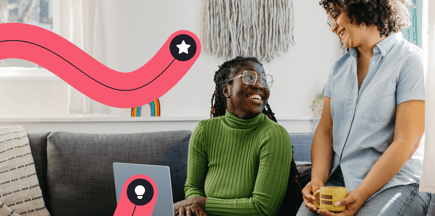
top-left (420, 0), bottom-right (435, 193)
top-left (55, 0), bottom-right (116, 114)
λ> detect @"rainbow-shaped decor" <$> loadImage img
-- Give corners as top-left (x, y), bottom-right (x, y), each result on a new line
top-left (149, 99), bottom-right (160, 117)
top-left (131, 99), bottom-right (160, 117)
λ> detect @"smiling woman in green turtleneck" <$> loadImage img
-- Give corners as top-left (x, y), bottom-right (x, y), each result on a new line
top-left (173, 56), bottom-right (302, 216)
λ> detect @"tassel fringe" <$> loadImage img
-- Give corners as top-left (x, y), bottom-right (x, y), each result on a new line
top-left (203, 0), bottom-right (295, 62)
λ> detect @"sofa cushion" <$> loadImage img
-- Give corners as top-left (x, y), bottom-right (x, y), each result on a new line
top-left (289, 134), bottom-right (314, 163)
top-left (46, 130), bottom-right (191, 216)
top-left (28, 132), bottom-right (50, 205)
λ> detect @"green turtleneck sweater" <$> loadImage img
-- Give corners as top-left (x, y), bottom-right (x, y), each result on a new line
top-left (184, 111), bottom-right (292, 216)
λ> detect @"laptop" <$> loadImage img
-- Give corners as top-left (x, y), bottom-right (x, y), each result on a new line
top-left (113, 162), bottom-right (175, 216)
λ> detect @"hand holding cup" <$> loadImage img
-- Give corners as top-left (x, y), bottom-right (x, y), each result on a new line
top-left (313, 186), bottom-right (347, 212)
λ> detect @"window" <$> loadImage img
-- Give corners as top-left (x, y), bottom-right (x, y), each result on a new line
top-left (0, 0), bottom-right (53, 68)
top-left (402, 0), bottom-right (423, 48)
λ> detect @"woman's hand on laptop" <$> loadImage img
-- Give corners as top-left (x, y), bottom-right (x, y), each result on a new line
top-left (175, 204), bottom-right (207, 216)
top-left (174, 196), bottom-right (207, 216)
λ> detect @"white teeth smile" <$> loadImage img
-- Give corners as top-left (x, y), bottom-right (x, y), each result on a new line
top-left (249, 94), bottom-right (262, 100)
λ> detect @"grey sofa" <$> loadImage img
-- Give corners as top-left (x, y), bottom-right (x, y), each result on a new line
top-left (27, 130), bottom-right (315, 216)
top-left (27, 131), bottom-right (434, 216)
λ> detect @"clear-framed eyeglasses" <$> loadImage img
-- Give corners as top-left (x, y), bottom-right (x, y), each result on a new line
top-left (327, 15), bottom-right (337, 29)
top-left (225, 70), bottom-right (274, 89)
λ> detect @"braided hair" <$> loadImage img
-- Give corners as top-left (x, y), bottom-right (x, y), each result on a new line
top-left (210, 56), bottom-right (303, 215)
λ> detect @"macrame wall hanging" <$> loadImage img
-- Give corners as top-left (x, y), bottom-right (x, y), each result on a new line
top-left (203, 0), bottom-right (295, 62)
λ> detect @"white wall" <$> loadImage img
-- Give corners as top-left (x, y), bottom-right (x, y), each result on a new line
top-left (0, 0), bottom-right (341, 119)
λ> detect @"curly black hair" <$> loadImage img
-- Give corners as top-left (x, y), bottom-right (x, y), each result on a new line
top-left (320, 0), bottom-right (414, 37)
top-left (211, 56), bottom-right (303, 215)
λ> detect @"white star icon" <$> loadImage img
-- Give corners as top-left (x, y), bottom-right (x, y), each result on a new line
top-left (176, 40), bottom-right (191, 54)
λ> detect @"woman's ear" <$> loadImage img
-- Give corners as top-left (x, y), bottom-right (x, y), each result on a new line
top-left (223, 84), bottom-right (230, 98)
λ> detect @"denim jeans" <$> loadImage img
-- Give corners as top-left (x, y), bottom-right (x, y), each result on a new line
top-left (296, 169), bottom-right (431, 216)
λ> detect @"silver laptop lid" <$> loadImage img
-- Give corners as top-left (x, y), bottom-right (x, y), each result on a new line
top-left (113, 162), bottom-right (175, 216)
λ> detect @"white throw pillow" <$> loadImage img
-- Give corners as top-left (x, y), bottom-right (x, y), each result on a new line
top-left (0, 126), bottom-right (50, 216)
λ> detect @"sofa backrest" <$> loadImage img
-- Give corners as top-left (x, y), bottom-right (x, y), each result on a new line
top-left (29, 130), bottom-right (191, 216)
top-left (289, 134), bottom-right (314, 163)
top-left (28, 132), bottom-right (51, 205)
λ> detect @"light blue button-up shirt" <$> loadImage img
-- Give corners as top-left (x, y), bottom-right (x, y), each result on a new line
top-left (324, 32), bottom-right (425, 198)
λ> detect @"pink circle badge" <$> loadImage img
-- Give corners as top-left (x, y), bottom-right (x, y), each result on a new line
top-left (114, 175), bottom-right (158, 216)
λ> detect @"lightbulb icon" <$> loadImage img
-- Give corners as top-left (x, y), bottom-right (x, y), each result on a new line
top-left (135, 185), bottom-right (145, 199)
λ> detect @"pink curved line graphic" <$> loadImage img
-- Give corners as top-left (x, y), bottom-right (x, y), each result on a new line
top-left (0, 23), bottom-right (201, 108)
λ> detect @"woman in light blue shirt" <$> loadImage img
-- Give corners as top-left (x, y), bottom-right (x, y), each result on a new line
top-left (297, 0), bottom-right (430, 215)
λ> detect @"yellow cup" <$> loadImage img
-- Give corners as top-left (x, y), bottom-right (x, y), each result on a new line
top-left (313, 186), bottom-right (347, 212)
